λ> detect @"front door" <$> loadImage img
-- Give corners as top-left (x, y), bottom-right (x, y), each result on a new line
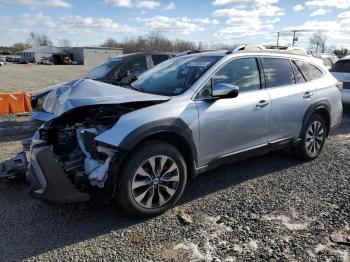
top-left (195, 57), bottom-right (271, 166)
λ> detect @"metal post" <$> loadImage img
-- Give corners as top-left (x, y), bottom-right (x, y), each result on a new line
top-left (292, 31), bottom-right (296, 46)
top-left (276, 32), bottom-right (280, 47)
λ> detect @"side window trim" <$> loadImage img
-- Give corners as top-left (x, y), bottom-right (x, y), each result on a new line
top-left (145, 55), bottom-right (153, 69)
top-left (194, 56), bottom-right (263, 100)
top-left (291, 60), bottom-right (307, 83)
top-left (257, 57), bottom-right (266, 89)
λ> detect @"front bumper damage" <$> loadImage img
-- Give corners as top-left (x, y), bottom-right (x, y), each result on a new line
top-left (26, 126), bottom-right (118, 204)
top-left (27, 146), bottom-right (90, 203)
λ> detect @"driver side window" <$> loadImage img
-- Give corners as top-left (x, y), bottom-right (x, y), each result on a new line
top-left (213, 58), bottom-right (261, 92)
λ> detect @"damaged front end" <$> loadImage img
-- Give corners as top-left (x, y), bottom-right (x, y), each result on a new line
top-left (27, 104), bottom-right (132, 204)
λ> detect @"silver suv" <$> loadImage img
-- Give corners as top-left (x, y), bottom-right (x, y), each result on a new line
top-left (27, 49), bottom-right (343, 216)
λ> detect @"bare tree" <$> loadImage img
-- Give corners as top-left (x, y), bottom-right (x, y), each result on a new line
top-left (59, 38), bottom-right (71, 47)
top-left (13, 42), bottom-right (31, 52)
top-left (309, 32), bottom-right (328, 53)
top-left (100, 32), bottom-right (196, 53)
top-left (28, 32), bottom-right (53, 46)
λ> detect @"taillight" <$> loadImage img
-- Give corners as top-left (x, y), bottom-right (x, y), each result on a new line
top-left (336, 82), bottom-right (343, 90)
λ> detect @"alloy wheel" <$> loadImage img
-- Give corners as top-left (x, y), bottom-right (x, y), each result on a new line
top-left (305, 120), bottom-right (325, 157)
top-left (131, 155), bottom-right (180, 209)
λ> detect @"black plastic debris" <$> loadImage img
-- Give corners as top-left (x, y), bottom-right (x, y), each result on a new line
top-left (0, 152), bottom-right (28, 179)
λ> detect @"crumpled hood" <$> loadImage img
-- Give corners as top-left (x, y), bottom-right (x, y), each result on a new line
top-left (32, 79), bottom-right (80, 97)
top-left (43, 79), bottom-right (170, 117)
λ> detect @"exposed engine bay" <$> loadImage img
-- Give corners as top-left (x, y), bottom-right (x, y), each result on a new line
top-left (38, 104), bottom-right (135, 192)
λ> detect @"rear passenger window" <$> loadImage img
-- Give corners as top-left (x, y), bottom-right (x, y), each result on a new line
top-left (152, 55), bottom-right (170, 66)
top-left (291, 61), bottom-right (306, 84)
top-left (295, 61), bottom-right (323, 81)
top-left (262, 58), bottom-right (295, 88)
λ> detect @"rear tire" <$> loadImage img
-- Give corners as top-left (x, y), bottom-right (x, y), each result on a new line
top-left (115, 140), bottom-right (187, 217)
top-left (293, 114), bottom-right (327, 160)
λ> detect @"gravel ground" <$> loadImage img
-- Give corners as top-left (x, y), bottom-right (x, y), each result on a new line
top-left (0, 63), bottom-right (93, 92)
top-left (0, 109), bottom-right (349, 261)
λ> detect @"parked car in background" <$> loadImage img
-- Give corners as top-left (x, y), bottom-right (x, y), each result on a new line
top-left (0, 57), bottom-right (6, 66)
top-left (27, 48), bottom-right (342, 216)
top-left (330, 55), bottom-right (350, 104)
top-left (313, 54), bottom-right (338, 70)
top-left (30, 52), bottom-right (175, 121)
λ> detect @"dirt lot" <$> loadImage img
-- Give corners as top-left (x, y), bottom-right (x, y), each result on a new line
top-left (0, 63), bottom-right (93, 93)
top-left (0, 108), bottom-right (349, 261)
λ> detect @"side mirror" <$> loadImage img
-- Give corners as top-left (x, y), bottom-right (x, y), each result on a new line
top-left (117, 70), bottom-right (129, 79)
top-left (212, 83), bottom-right (239, 99)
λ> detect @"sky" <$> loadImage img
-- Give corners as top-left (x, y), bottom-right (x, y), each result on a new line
top-left (0, 0), bottom-right (349, 49)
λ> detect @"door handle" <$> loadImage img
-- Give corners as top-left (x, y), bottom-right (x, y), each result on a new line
top-left (256, 100), bottom-right (269, 108)
top-left (303, 91), bottom-right (313, 99)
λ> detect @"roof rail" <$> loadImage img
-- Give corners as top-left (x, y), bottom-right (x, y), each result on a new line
top-left (226, 44), bottom-right (266, 54)
top-left (175, 50), bottom-right (202, 57)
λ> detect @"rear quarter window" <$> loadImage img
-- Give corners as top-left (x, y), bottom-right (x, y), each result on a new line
top-left (295, 60), bottom-right (323, 81)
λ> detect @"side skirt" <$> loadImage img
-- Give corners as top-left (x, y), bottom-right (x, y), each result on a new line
top-left (196, 137), bottom-right (299, 175)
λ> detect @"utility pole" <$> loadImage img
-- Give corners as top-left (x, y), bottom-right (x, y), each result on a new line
top-left (276, 32), bottom-right (280, 47)
top-left (292, 30), bottom-right (297, 46)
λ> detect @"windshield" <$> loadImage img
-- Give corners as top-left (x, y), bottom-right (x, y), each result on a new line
top-left (85, 58), bottom-right (123, 79)
top-left (132, 55), bottom-right (222, 96)
top-left (330, 60), bottom-right (350, 73)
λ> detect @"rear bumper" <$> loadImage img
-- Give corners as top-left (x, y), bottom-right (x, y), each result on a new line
top-left (26, 146), bottom-right (89, 204)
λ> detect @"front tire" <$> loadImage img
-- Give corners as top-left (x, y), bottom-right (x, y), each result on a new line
top-left (116, 140), bottom-right (187, 217)
top-left (294, 114), bottom-right (327, 160)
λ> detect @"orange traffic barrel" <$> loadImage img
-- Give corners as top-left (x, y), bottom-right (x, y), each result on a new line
top-left (9, 93), bottom-right (25, 114)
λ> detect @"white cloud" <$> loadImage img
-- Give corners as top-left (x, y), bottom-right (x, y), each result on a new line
top-left (284, 20), bottom-right (339, 32)
top-left (43, 0), bottom-right (71, 8)
top-left (338, 11), bottom-right (350, 18)
top-left (213, 0), bottom-right (278, 6)
top-left (305, 0), bottom-right (350, 9)
top-left (0, 0), bottom-right (72, 7)
top-left (104, 0), bottom-right (132, 7)
top-left (310, 8), bottom-right (327, 16)
top-left (105, 0), bottom-right (161, 9)
top-left (293, 4), bottom-right (304, 11)
top-left (165, 2), bottom-right (175, 10)
top-left (136, 16), bottom-right (206, 34)
top-left (60, 15), bottom-right (138, 33)
top-left (15, 12), bottom-right (56, 28)
top-left (137, 0), bottom-right (160, 9)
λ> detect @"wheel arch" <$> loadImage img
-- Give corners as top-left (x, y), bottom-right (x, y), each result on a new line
top-left (301, 100), bottom-right (331, 138)
top-left (118, 118), bottom-right (198, 178)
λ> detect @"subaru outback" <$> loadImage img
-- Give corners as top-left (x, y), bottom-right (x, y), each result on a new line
top-left (27, 49), bottom-right (343, 217)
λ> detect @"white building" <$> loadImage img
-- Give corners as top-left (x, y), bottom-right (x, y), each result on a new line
top-left (21, 46), bottom-right (123, 66)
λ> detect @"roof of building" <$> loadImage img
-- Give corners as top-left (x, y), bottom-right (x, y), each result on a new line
top-left (22, 46), bottom-right (63, 54)
top-left (69, 46), bottom-right (123, 50)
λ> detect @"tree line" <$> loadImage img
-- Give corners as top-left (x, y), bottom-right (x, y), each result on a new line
top-left (4, 31), bottom-right (350, 58)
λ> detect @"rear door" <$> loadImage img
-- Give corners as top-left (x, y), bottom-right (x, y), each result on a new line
top-left (262, 57), bottom-right (318, 142)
